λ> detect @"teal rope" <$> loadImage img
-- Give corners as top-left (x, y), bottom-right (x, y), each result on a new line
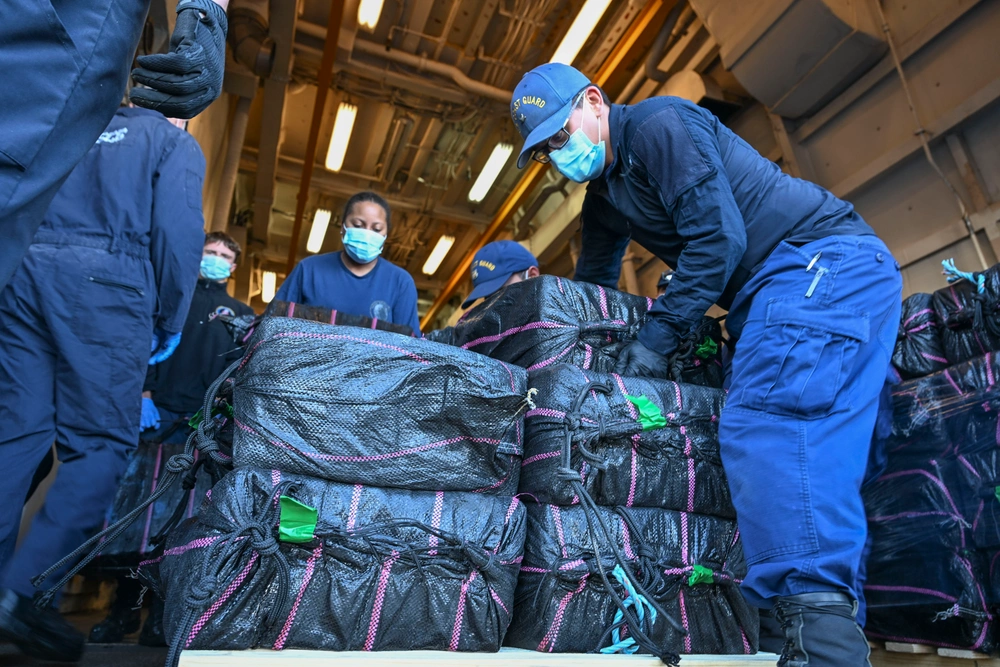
top-left (599, 565), bottom-right (658, 654)
top-left (943, 258), bottom-right (985, 294)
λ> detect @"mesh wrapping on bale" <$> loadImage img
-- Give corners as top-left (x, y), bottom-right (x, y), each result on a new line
top-left (504, 502), bottom-right (756, 655)
top-left (892, 293), bottom-right (948, 380)
top-left (148, 468), bottom-right (525, 654)
top-left (91, 438), bottom-right (214, 569)
top-left (232, 317), bottom-right (529, 494)
top-left (521, 364), bottom-right (732, 515)
top-left (433, 276), bottom-right (723, 388)
top-left (864, 352), bottom-right (1000, 652)
top-left (932, 267), bottom-right (1000, 365)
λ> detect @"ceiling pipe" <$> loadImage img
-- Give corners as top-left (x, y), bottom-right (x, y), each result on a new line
top-left (349, 34), bottom-right (512, 103)
top-left (228, 0), bottom-right (275, 76)
top-left (420, 0), bottom-right (669, 329)
top-left (644, 0), bottom-right (688, 83)
top-left (383, 115), bottom-right (415, 186)
top-left (211, 95), bottom-right (253, 231)
top-left (286, 0), bottom-right (345, 274)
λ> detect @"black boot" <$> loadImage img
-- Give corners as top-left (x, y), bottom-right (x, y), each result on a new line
top-left (0, 587), bottom-right (85, 662)
top-left (774, 592), bottom-right (871, 667)
top-left (138, 596), bottom-right (167, 647)
top-left (88, 603), bottom-right (141, 643)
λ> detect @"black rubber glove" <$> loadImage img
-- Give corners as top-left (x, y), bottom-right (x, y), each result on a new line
top-left (615, 340), bottom-right (672, 379)
top-left (130, 0), bottom-right (228, 119)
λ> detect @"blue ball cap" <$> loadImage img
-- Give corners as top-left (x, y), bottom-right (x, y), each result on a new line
top-left (511, 63), bottom-right (592, 169)
top-left (464, 241), bottom-right (539, 308)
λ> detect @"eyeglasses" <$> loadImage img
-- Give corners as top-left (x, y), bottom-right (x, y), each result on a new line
top-left (531, 93), bottom-right (584, 164)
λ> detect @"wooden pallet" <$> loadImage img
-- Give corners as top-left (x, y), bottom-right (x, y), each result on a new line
top-left (179, 648), bottom-right (780, 666)
top-left (870, 641), bottom-right (1000, 666)
top-left (177, 645), bottom-right (1000, 666)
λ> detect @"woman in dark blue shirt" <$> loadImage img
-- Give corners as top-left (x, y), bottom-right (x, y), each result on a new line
top-left (275, 191), bottom-right (421, 335)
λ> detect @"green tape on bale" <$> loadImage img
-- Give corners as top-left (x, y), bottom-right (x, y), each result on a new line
top-left (279, 496), bottom-right (318, 544)
top-left (624, 394), bottom-right (667, 431)
top-left (995, 486), bottom-right (1000, 505)
top-left (688, 564), bottom-right (715, 586)
top-left (695, 337), bottom-right (719, 359)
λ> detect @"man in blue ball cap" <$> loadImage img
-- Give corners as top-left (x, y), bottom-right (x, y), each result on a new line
top-left (510, 62), bottom-right (902, 666)
top-left (462, 240), bottom-right (540, 309)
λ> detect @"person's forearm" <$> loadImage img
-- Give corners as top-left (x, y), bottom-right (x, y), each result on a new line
top-left (142, 391), bottom-right (152, 399)
top-left (211, 0), bottom-right (228, 9)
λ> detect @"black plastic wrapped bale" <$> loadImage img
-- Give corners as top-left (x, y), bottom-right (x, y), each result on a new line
top-left (505, 503), bottom-right (757, 655)
top-left (149, 467), bottom-right (525, 653)
top-left (932, 267), bottom-right (1000, 365)
top-left (879, 351), bottom-right (1000, 466)
top-left (232, 317), bottom-right (530, 494)
top-left (863, 352), bottom-right (1000, 651)
top-left (90, 439), bottom-right (214, 571)
top-left (864, 469), bottom-right (996, 651)
top-left (219, 299), bottom-right (415, 346)
top-left (521, 364), bottom-right (732, 516)
top-left (892, 293), bottom-right (948, 380)
top-left (444, 276), bottom-right (653, 373)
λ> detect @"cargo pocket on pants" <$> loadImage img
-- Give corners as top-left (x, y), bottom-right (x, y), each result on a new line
top-left (737, 299), bottom-right (868, 419)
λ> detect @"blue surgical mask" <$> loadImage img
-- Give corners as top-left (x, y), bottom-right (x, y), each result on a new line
top-left (549, 103), bottom-right (606, 183)
top-left (200, 254), bottom-right (232, 280)
top-left (342, 227), bottom-right (386, 264)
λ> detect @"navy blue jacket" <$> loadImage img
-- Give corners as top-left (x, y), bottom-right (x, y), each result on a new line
top-left (275, 251), bottom-right (422, 334)
top-left (574, 97), bottom-right (873, 355)
top-left (38, 107), bottom-right (206, 334)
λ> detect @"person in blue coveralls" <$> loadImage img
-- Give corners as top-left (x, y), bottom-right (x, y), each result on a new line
top-left (462, 240), bottom-right (541, 309)
top-left (509, 63), bottom-right (902, 667)
top-left (0, 104), bottom-right (205, 661)
top-left (276, 191), bottom-right (422, 335)
top-left (0, 0), bottom-right (229, 295)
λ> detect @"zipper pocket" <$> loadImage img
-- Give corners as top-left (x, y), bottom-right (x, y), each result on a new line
top-left (89, 276), bottom-right (145, 296)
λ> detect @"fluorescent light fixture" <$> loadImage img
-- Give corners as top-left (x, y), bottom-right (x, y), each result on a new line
top-left (550, 0), bottom-right (613, 65)
top-left (468, 143), bottom-right (513, 203)
top-left (262, 271), bottom-right (276, 303)
top-left (422, 235), bottom-right (456, 276)
top-left (357, 0), bottom-right (384, 31)
top-left (325, 103), bottom-right (358, 172)
top-left (307, 208), bottom-right (332, 254)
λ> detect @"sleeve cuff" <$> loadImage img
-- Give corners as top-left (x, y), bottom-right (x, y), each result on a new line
top-left (637, 318), bottom-right (681, 358)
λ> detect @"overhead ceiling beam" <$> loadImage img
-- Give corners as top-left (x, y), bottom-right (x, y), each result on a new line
top-left (420, 0), bottom-right (670, 330)
top-left (286, 0), bottom-right (345, 274)
top-left (252, 0), bottom-right (297, 244)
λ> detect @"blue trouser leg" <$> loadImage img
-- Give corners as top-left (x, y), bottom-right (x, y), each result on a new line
top-left (0, 269), bottom-right (59, 572)
top-left (0, 244), bottom-right (153, 597)
top-left (0, 0), bottom-right (148, 291)
top-left (719, 235), bottom-right (902, 614)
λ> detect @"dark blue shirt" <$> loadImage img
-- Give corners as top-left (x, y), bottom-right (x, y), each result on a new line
top-left (38, 107), bottom-right (205, 333)
top-left (574, 97), bottom-right (874, 355)
top-left (275, 252), bottom-right (421, 334)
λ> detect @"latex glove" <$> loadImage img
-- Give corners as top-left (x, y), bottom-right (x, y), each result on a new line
top-left (140, 397), bottom-right (161, 431)
top-left (615, 340), bottom-right (671, 379)
top-left (150, 330), bottom-right (182, 365)
top-left (130, 0), bottom-right (228, 119)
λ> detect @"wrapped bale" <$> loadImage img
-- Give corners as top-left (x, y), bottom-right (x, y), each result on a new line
top-left (505, 502), bottom-right (756, 655)
top-left (932, 266), bottom-right (1000, 365)
top-left (864, 352), bottom-right (1000, 651)
top-left (220, 299), bottom-right (415, 346)
top-left (92, 438), bottom-right (214, 570)
top-left (149, 468), bottom-right (526, 653)
top-left (231, 317), bottom-right (529, 494)
top-left (892, 293), bottom-right (948, 379)
top-left (439, 276), bottom-right (724, 387)
top-left (444, 276), bottom-right (652, 373)
top-left (521, 364), bottom-right (732, 516)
